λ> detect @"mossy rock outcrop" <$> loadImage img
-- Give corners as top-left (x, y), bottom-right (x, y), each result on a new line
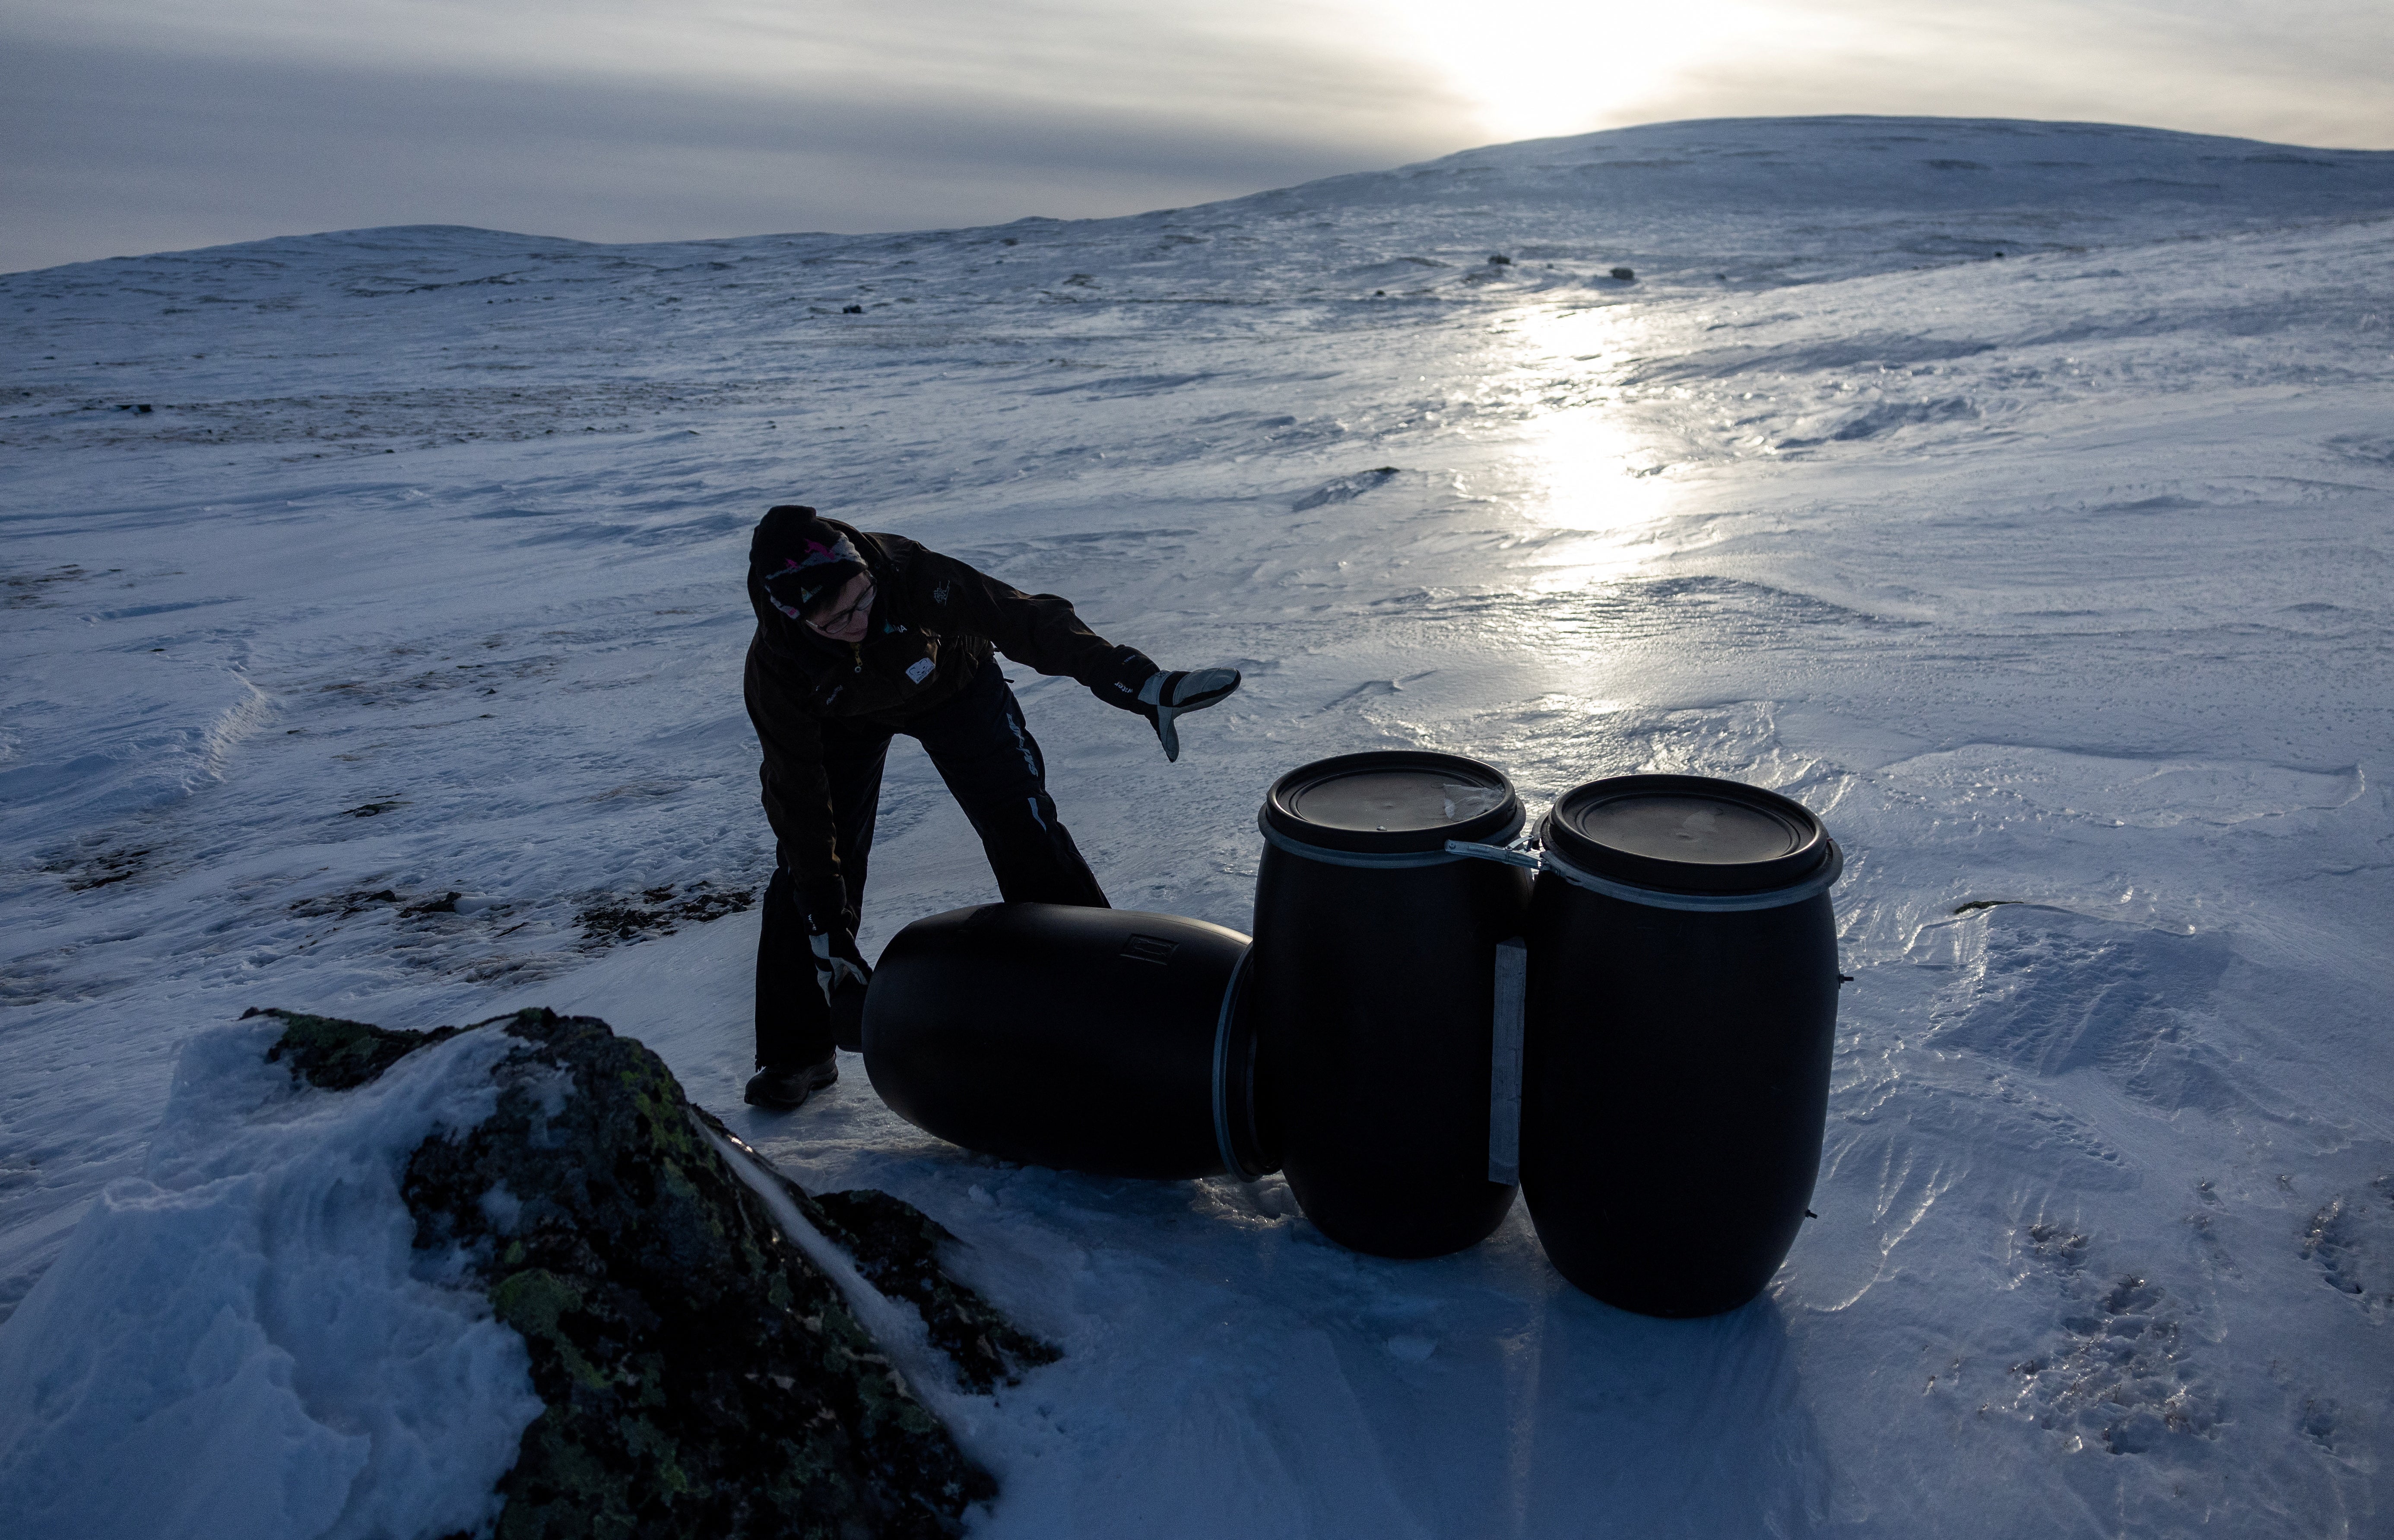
top-left (713, 1139), bottom-right (1062, 1397)
top-left (250, 1007), bottom-right (1052, 1539)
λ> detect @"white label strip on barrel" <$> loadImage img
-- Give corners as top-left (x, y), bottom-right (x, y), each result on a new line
top-left (1488, 936), bottom-right (1527, 1186)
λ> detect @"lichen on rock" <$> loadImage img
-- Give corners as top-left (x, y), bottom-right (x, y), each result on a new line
top-left (696, 1111), bottom-right (1062, 1396)
top-left (252, 1005), bottom-right (1013, 1539)
top-left (252, 1005), bottom-right (463, 1090)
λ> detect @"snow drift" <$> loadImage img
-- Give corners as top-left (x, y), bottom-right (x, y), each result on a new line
top-left (0, 1008), bottom-right (1040, 1538)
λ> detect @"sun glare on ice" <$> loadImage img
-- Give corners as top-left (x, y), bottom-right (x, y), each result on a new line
top-left (1488, 302), bottom-right (1681, 590)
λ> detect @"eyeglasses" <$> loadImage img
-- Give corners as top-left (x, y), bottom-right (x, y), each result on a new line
top-left (806, 578), bottom-right (876, 634)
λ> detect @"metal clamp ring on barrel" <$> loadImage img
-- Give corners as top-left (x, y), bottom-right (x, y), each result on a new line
top-left (1210, 945), bottom-right (1265, 1182)
top-left (1443, 837), bottom-right (1845, 911)
top-left (1257, 805), bottom-right (1528, 868)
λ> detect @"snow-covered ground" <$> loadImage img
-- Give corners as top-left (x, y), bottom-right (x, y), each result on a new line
top-left (4, 115), bottom-right (2392, 1535)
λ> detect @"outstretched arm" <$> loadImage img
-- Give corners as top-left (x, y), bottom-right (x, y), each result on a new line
top-left (899, 542), bottom-right (1157, 697)
top-left (897, 540), bottom-right (1240, 756)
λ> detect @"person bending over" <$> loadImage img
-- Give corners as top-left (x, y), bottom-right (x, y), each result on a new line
top-left (740, 504), bottom-right (1240, 1109)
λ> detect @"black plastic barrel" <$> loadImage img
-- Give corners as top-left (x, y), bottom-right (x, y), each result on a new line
top-left (1519, 774), bottom-right (1843, 1316)
top-left (861, 903), bottom-right (1274, 1181)
top-left (1250, 751), bottom-right (1531, 1258)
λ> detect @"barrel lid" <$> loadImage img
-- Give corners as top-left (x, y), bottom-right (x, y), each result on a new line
top-left (1539, 774), bottom-right (1830, 895)
top-left (1262, 751), bottom-right (1521, 855)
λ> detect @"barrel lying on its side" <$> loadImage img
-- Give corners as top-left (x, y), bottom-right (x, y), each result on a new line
top-left (1251, 751), bottom-right (1531, 1259)
top-left (1520, 774), bottom-right (1843, 1317)
top-left (861, 902), bottom-right (1273, 1181)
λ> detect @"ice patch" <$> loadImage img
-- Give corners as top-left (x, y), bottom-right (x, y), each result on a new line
top-left (1629, 333), bottom-right (2000, 384)
top-left (1292, 467), bottom-right (1401, 511)
top-left (194, 678), bottom-right (275, 789)
top-left (1882, 746), bottom-right (2362, 829)
top-left (1779, 396), bottom-right (1980, 447)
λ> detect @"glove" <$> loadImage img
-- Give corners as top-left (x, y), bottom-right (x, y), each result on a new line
top-left (809, 926), bottom-right (870, 1004)
top-left (812, 926), bottom-right (872, 1052)
top-left (799, 873), bottom-right (871, 1049)
top-left (1136, 667), bottom-right (1242, 763)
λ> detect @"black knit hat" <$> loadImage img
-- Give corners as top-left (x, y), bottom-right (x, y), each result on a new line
top-left (753, 507), bottom-right (867, 621)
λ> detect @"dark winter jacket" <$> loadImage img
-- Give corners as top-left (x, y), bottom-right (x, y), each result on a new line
top-left (742, 505), bottom-right (1157, 904)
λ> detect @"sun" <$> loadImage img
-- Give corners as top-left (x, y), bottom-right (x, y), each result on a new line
top-left (1370, 0), bottom-right (1762, 143)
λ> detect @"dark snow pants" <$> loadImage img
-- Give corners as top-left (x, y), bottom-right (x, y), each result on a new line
top-left (755, 658), bottom-right (1109, 1067)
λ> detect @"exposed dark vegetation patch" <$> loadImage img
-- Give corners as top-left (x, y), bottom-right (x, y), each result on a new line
top-left (577, 881), bottom-right (755, 946)
top-left (2024, 1220), bottom-right (2090, 1274)
top-left (2302, 1177), bottom-right (2394, 1319)
top-left (288, 887), bottom-right (401, 919)
top-left (320, 654), bottom-right (557, 708)
top-left (5, 380), bottom-right (780, 456)
top-left (43, 844), bottom-right (152, 890)
top-left (2004, 1220), bottom-right (2216, 1456)
top-left (3, 564), bottom-right (89, 608)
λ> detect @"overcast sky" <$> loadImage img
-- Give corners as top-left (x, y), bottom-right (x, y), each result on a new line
top-left (5, 0), bottom-right (2391, 273)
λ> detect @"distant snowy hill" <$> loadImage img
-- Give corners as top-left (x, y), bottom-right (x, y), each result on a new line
top-left (3, 117), bottom-right (2391, 1538)
top-left (1283, 114), bottom-right (2394, 231)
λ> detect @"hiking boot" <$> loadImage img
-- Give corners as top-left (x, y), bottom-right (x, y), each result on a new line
top-left (743, 1052), bottom-right (839, 1110)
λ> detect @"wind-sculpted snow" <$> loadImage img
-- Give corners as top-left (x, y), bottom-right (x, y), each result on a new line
top-left (2, 116), bottom-right (2391, 1536)
top-left (0, 1008), bottom-right (1015, 1539)
top-left (0, 1015), bottom-right (539, 1540)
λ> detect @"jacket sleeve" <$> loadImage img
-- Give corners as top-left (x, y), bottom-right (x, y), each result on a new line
top-left (888, 536), bottom-right (1159, 710)
top-left (742, 637), bottom-right (850, 922)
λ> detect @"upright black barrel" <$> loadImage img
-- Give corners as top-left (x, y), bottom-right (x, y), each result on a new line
top-left (1519, 774), bottom-right (1843, 1316)
top-left (1251, 751), bottom-right (1530, 1258)
top-left (862, 903), bottom-right (1274, 1181)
